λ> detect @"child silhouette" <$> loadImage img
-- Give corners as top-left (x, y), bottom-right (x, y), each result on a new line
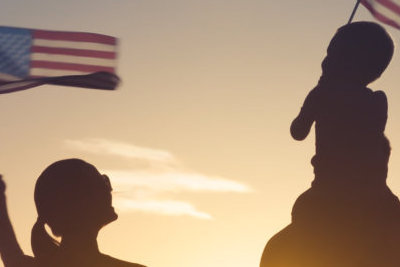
top-left (290, 21), bottom-right (399, 222)
top-left (0, 159), bottom-right (146, 267)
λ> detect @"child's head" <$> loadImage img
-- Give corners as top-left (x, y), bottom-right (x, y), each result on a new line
top-left (322, 22), bottom-right (394, 85)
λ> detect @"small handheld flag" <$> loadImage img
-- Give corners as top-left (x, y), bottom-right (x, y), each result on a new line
top-left (0, 26), bottom-right (119, 94)
top-left (348, 0), bottom-right (400, 29)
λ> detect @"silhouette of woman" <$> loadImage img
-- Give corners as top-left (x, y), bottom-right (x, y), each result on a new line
top-left (0, 159), bottom-right (146, 267)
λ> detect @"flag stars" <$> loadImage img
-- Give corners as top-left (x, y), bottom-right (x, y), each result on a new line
top-left (0, 32), bottom-right (31, 78)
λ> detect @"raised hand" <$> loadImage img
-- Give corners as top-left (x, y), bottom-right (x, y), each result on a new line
top-left (0, 174), bottom-right (4, 188)
top-left (0, 175), bottom-right (5, 202)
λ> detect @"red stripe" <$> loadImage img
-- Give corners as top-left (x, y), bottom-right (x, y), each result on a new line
top-left (31, 61), bottom-right (115, 73)
top-left (31, 46), bottom-right (116, 59)
top-left (362, 0), bottom-right (400, 29)
top-left (33, 30), bottom-right (117, 45)
top-left (376, 0), bottom-right (400, 16)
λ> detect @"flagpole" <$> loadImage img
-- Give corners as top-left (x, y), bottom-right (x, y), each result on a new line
top-left (348, 0), bottom-right (362, 24)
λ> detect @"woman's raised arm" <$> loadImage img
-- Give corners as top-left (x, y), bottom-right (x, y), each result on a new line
top-left (0, 175), bottom-right (34, 267)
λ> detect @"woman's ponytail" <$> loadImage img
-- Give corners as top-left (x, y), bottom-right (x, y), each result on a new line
top-left (31, 217), bottom-right (59, 263)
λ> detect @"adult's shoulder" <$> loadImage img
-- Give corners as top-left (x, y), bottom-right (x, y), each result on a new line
top-left (100, 254), bottom-right (146, 267)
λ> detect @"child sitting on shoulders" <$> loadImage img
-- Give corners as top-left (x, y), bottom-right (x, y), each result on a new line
top-left (290, 22), bottom-right (398, 223)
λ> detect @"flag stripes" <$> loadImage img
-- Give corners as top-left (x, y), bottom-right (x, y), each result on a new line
top-left (375, 0), bottom-right (400, 15)
top-left (33, 30), bottom-right (117, 45)
top-left (362, 0), bottom-right (400, 29)
top-left (30, 29), bottom-right (117, 78)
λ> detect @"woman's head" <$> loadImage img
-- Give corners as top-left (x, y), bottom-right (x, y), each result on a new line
top-left (34, 159), bottom-right (117, 236)
top-left (322, 21), bottom-right (394, 85)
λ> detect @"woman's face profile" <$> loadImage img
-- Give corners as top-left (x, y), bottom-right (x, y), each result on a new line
top-left (100, 174), bottom-right (118, 225)
top-left (87, 174), bottom-right (118, 229)
top-left (60, 170), bottom-right (118, 233)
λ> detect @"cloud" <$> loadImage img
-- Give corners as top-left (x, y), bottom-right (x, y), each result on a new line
top-left (114, 198), bottom-right (212, 220)
top-left (65, 138), bottom-right (176, 164)
top-left (65, 138), bottom-right (251, 220)
top-left (107, 170), bottom-right (250, 193)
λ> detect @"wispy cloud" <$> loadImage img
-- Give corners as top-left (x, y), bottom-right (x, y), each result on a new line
top-left (65, 138), bottom-right (251, 220)
top-left (107, 170), bottom-right (250, 193)
top-left (114, 198), bottom-right (212, 220)
top-left (65, 138), bottom-right (176, 164)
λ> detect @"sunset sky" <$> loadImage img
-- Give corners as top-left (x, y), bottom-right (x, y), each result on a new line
top-left (1, 1), bottom-right (400, 267)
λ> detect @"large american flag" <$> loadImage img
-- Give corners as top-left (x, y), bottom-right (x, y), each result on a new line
top-left (0, 26), bottom-right (119, 94)
top-left (362, 0), bottom-right (400, 29)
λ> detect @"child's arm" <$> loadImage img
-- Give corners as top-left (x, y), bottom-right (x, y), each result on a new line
top-left (290, 88), bottom-right (319, 140)
top-left (0, 175), bottom-right (34, 267)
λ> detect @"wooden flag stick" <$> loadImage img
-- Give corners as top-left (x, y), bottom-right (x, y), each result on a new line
top-left (348, 0), bottom-right (362, 24)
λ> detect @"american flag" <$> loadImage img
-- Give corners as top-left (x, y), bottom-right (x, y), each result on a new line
top-left (362, 0), bottom-right (400, 29)
top-left (0, 26), bottom-right (119, 94)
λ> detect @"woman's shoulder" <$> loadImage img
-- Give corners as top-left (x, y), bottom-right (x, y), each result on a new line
top-left (100, 254), bottom-right (146, 267)
top-left (23, 253), bottom-right (146, 267)
top-left (4, 255), bottom-right (37, 267)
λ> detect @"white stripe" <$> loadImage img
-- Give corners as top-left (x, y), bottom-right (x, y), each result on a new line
top-left (0, 81), bottom-right (39, 91)
top-left (30, 68), bottom-right (90, 77)
top-left (0, 73), bottom-right (20, 81)
top-left (366, 0), bottom-right (400, 25)
top-left (33, 39), bottom-right (116, 52)
top-left (31, 53), bottom-right (116, 67)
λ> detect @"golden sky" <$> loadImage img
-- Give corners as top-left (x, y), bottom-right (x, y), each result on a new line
top-left (1, 1), bottom-right (400, 266)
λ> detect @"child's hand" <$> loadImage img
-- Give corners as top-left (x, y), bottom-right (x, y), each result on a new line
top-left (0, 175), bottom-right (6, 199)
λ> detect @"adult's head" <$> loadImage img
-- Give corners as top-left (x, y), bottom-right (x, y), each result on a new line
top-left (322, 21), bottom-right (394, 85)
top-left (31, 159), bottom-right (117, 259)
